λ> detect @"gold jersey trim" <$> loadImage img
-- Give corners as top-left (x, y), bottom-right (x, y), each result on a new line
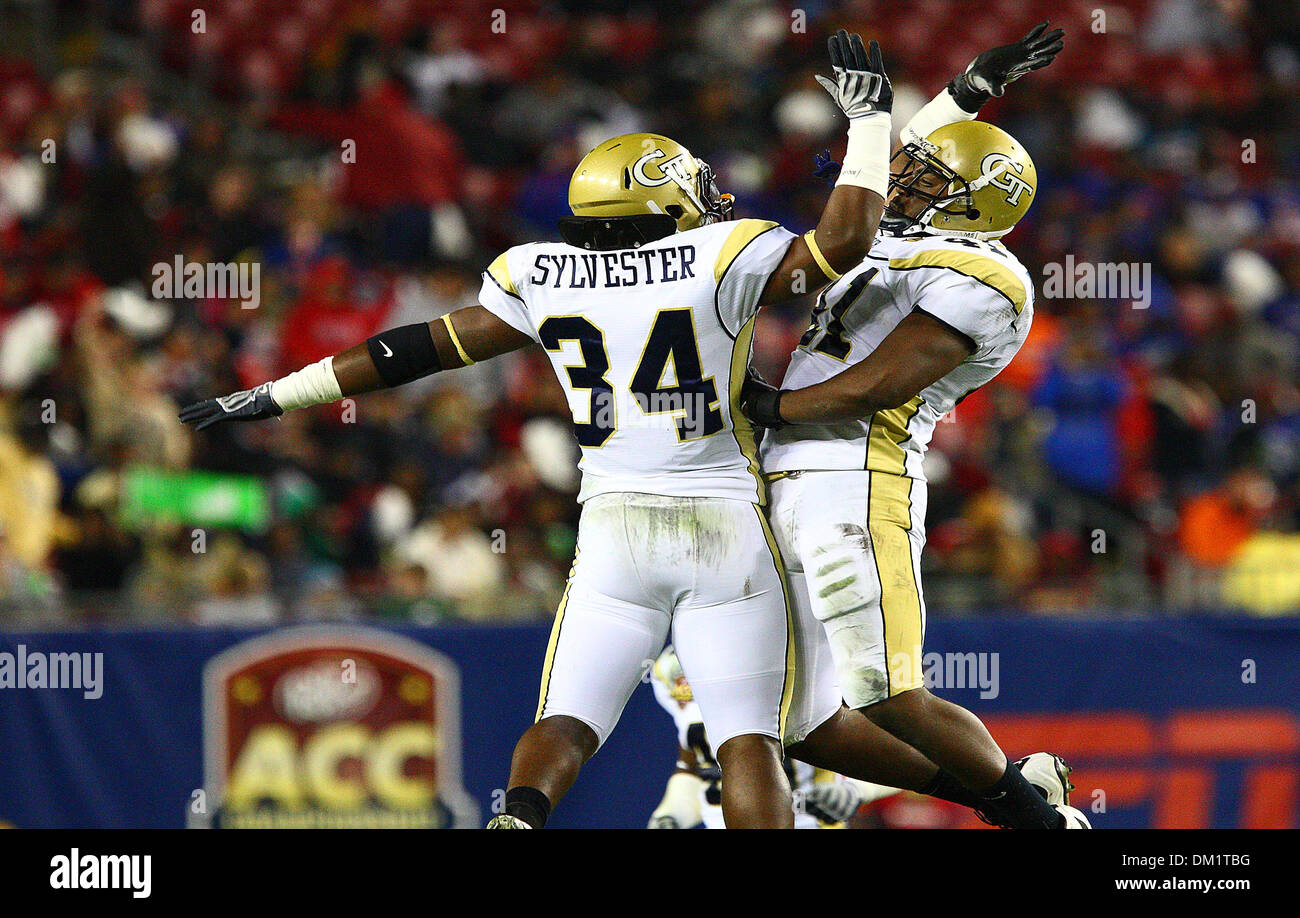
top-left (888, 249), bottom-right (1027, 314)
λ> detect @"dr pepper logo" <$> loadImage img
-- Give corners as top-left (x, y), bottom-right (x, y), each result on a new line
top-left (200, 626), bottom-right (477, 828)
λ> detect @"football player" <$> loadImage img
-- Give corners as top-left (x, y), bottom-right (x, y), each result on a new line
top-left (744, 23), bottom-right (1092, 829)
top-left (645, 642), bottom-right (1066, 830)
top-left (645, 646), bottom-right (890, 830)
top-left (180, 30), bottom-right (895, 828)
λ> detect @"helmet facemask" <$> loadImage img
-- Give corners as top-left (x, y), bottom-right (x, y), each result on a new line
top-left (695, 159), bottom-right (735, 226)
top-left (883, 142), bottom-right (976, 234)
top-left (661, 157), bottom-right (734, 228)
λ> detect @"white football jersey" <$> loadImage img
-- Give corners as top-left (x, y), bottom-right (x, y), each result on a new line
top-left (480, 219), bottom-right (795, 504)
top-left (761, 231), bottom-right (1034, 479)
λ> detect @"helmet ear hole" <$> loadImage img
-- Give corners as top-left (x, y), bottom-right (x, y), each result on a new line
top-left (664, 204), bottom-right (683, 220)
top-left (622, 167), bottom-right (632, 189)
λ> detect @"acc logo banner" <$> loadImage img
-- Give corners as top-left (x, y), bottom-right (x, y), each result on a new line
top-left (199, 626), bottom-right (477, 828)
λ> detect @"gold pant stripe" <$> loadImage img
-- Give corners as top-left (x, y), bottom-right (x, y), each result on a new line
top-left (865, 396), bottom-right (924, 476)
top-left (535, 549), bottom-right (579, 721)
top-left (866, 472), bottom-right (924, 696)
top-left (751, 502), bottom-right (797, 741)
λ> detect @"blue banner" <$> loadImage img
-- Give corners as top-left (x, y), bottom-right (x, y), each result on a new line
top-left (0, 617), bottom-right (1296, 828)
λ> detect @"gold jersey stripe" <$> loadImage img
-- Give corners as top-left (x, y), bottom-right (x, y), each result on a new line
top-left (486, 251), bottom-right (520, 298)
top-left (866, 471), bottom-right (925, 696)
top-left (728, 315), bottom-right (766, 504)
top-left (888, 250), bottom-right (1027, 314)
top-left (865, 395), bottom-right (924, 477)
top-left (714, 219), bottom-right (781, 283)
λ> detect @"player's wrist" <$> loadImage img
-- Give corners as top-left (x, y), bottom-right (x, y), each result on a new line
top-left (946, 74), bottom-right (990, 114)
top-left (748, 388), bottom-right (787, 428)
top-left (268, 356), bottom-right (341, 412)
top-left (836, 113), bottom-right (891, 198)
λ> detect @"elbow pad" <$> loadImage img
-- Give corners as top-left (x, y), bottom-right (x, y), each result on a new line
top-left (366, 323), bottom-right (443, 387)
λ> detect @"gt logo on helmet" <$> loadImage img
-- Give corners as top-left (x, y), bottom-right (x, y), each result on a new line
top-left (632, 149), bottom-right (695, 189)
top-left (980, 152), bottom-right (1033, 206)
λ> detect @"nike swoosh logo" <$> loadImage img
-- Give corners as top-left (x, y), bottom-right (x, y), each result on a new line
top-left (379, 341), bottom-right (393, 357)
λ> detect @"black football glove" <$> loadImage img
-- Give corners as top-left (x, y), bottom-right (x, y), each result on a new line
top-left (739, 366), bottom-right (786, 429)
top-left (816, 30), bottom-right (892, 118)
top-left (179, 381), bottom-right (283, 431)
top-left (948, 21), bottom-right (1065, 112)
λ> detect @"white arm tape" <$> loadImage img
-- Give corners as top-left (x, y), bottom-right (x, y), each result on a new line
top-left (835, 112), bottom-right (892, 198)
top-left (269, 356), bottom-right (342, 412)
top-left (650, 771), bottom-right (705, 828)
top-left (901, 88), bottom-right (977, 147)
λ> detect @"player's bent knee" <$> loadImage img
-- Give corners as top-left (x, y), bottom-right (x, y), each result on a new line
top-left (857, 686), bottom-right (932, 734)
top-left (715, 731), bottom-right (783, 768)
top-left (531, 713), bottom-right (601, 760)
top-left (784, 707), bottom-right (845, 767)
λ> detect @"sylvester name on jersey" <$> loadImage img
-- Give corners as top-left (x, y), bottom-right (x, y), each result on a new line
top-left (529, 246), bottom-right (698, 289)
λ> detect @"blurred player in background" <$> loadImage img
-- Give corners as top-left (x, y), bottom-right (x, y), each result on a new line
top-left (180, 30), bottom-right (895, 828)
top-left (646, 646), bottom-right (893, 829)
top-left (746, 24), bottom-right (1091, 829)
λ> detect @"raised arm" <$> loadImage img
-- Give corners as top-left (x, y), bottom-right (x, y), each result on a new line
top-left (756, 31), bottom-right (893, 309)
top-left (898, 21), bottom-right (1065, 151)
top-left (948, 21), bottom-right (1064, 110)
top-left (743, 25), bottom-right (1065, 427)
top-left (178, 306), bottom-right (533, 430)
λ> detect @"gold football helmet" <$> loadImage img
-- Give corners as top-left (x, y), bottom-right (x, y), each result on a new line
top-left (885, 120), bottom-right (1036, 239)
top-left (568, 132), bottom-right (734, 234)
top-left (652, 647), bottom-right (694, 704)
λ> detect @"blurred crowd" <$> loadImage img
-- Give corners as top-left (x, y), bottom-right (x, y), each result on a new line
top-left (1, 0), bottom-right (1298, 626)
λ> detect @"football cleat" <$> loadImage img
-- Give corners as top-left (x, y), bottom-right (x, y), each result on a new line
top-left (485, 815), bottom-right (532, 829)
top-left (1055, 804), bottom-right (1092, 829)
top-left (1016, 752), bottom-right (1074, 807)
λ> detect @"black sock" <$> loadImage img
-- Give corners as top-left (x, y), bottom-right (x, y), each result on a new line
top-left (919, 767), bottom-right (985, 811)
top-left (504, 786), bottom-right (552, 829)
top-left (978, 760), bottom-right (1065, 829)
